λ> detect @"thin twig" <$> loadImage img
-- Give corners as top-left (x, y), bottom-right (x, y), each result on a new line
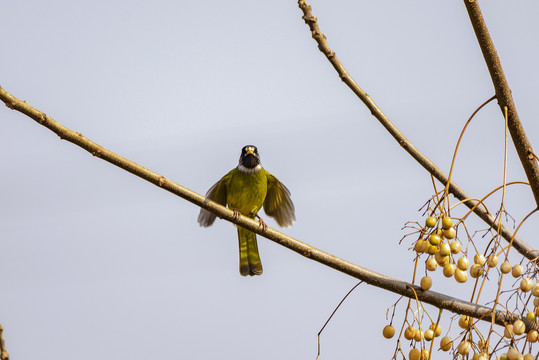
top-left (316, 282), bottom-right (363, 360)
top-left (0, 85), bottom-right (527, 328)
top-left (427, 308), bottom-right (444, 360)
top-left (443, 95), bottom-right (497, 205)
top-left (297, 0), bottom-right (538, 263)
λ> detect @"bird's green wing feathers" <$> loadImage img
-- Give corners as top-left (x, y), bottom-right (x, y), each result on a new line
top-left (263, 173), bottom-right (295, 228)
top-left (197, 173), bottom-right (232, 227)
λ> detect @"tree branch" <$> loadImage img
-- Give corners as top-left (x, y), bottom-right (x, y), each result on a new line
top-left (0, 85), bottom-right (526, 328)
top-left (0, 324), bottom-right (8, 360)
top-left (297, 0), bottom-right (538, 263)
top-left (463, 0), bottom-right (539, 208)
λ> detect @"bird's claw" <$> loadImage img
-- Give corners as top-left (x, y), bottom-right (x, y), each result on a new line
top-left (233, 209), bottom-right (241, 221)
top-left (257, 215), bottom-right (268, 231)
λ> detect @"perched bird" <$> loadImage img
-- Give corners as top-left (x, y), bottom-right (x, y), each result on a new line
top-left (198, 145), bottom-right (295, 276)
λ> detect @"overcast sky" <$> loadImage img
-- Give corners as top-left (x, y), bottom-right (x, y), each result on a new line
top-left (2, 1), bottom-right (539, 359)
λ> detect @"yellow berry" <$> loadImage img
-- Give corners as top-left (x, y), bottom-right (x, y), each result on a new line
top-left (424, 329), bottom-right (434, 341)
top-left (414, 239), bottom-right (428, 253)
top-left (507, 347), bottom-right (521, 360)
top-left (470, 264), bottom-right (484, 278)
top-left (500, 261), bottom-right (512, 274)
top-left (457, 257), bottom-right (470, 271)
top-left (404, 325), bottom-right (416, 340)
top-left (443, 227), bottom-right (456, 239)
top-left (409, 348), bottom-right (421, 360)
top-left (512, 264), bottom-right (524, 277)
top-left (450, 241), bottom-right (461, 254)
top-left (455, 268), bottom-right (468, 283)
top-left (426, 258), bottom-right (438, 271)
top-left (476, 353), bottom-right (488, 360)
top-left (429, 323), bottom-right (442, 337)
top-left (513, 320), bottom-right (525, 335)
top-left (382, 325), bottom-right (395, 339)
top-left (414, 329), bottom-right (423, 342)
top-left (420, 350), bottom-right (429, 360)
top-left (435, 251), bottom-right (449, 266)
top-left (527, 311), bottom-right (536, 322)
top-left (486, 255), bottom-right (498, 268)
top-left (440, 336), bottom-right (452, 351)
top-left (524, 354), bottom-right (534, 360)
top-left (521, 278), bottom-right (533, 292)
top-left (458, 340), bottom-right (471, 355)
top-left (458, 315), bottom-right (470, 329)
top-left (420, 276), bottom-right (432, 291)
top-left (528, 330), bottom-right (538, 343)
top-left (439, 242), bottom-right (451, 256)
top-left (426, 244), bottom-right (437, 255)
top-left (425, 216), bottom-right (437, 228)
top-left (429, 234), bottom-right (442, 246)
top-left (532, 283), bottom-right (539, 297)
top-left (443, 263), bottom-right (455, 277)
top-left (474, 254), bottom-right (486, 266)
top-left (441, 216), bottom-right (452, 230)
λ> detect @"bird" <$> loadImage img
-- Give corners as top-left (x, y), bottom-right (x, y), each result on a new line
top-left (198, 145), bottom-right (295, 276)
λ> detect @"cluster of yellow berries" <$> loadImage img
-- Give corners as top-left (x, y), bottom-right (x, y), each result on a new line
top-left (382, 322), bottom-right (442, 360)
top-left (414, 216), bottom-right (499, 289)
top-left (381, 215), bottom-right (539, 359)
top-left (493, 281), bottom-right (539, 360)
top-left (382, 322), bottom-right (443, 359)
top-left (383, 307), bottom-right (538, 359)
top-left (446, 314), bottom-right (537, 360)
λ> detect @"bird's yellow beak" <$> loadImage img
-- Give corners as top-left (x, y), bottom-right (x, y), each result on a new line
top-left (246, 147), bottom-right (255, 155)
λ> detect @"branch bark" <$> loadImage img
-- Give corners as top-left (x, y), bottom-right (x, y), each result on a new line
top-left (463, 0), bottom-right (539, 208)
top-left (297, 0), bottom-right (538, 263)
top-left (0, 324), bottom-right (8, 360)
top-left (0, 85), bottom-right (525, 328)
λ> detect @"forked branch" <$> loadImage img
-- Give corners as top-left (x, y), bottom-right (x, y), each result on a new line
top-left (297, 0), bottom-right (538, 263)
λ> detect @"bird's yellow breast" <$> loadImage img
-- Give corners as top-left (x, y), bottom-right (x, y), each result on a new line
top-left (226, 168), bottom-right (268, 218)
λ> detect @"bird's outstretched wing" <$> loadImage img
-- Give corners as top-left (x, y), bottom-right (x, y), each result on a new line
top-left (263, 173), bottom-right (295, 228)
top-left (198, 173), bottom-right (231, 227)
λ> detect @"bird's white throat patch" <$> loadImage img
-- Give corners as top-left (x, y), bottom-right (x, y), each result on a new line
top-left (238, 164), bottom-right (262, 174)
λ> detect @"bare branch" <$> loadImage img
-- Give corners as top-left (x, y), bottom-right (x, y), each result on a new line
top-left (0, 85), bottom-right (526, 328)
top-left (463, 0), bottom-right (539, 208)
top-left (0, 324), bottom-right (9, 360)
top-left (297, 0), bottom-right (538, 263)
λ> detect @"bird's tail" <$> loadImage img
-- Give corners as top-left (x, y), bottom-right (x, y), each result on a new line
top-left (237, 227), bottom-right (263, 276)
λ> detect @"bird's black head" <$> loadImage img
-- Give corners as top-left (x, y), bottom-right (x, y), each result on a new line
top-left (238, 145), bottom-right (262, 173)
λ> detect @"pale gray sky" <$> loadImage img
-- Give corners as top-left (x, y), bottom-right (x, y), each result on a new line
top-left (2, 1), bottom-right (539, 359)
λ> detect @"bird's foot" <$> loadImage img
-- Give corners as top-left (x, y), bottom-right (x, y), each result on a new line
top-left (232, 209), bottom-right (241, 221)
top-left (256, 215), bottom-right (268, 231)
